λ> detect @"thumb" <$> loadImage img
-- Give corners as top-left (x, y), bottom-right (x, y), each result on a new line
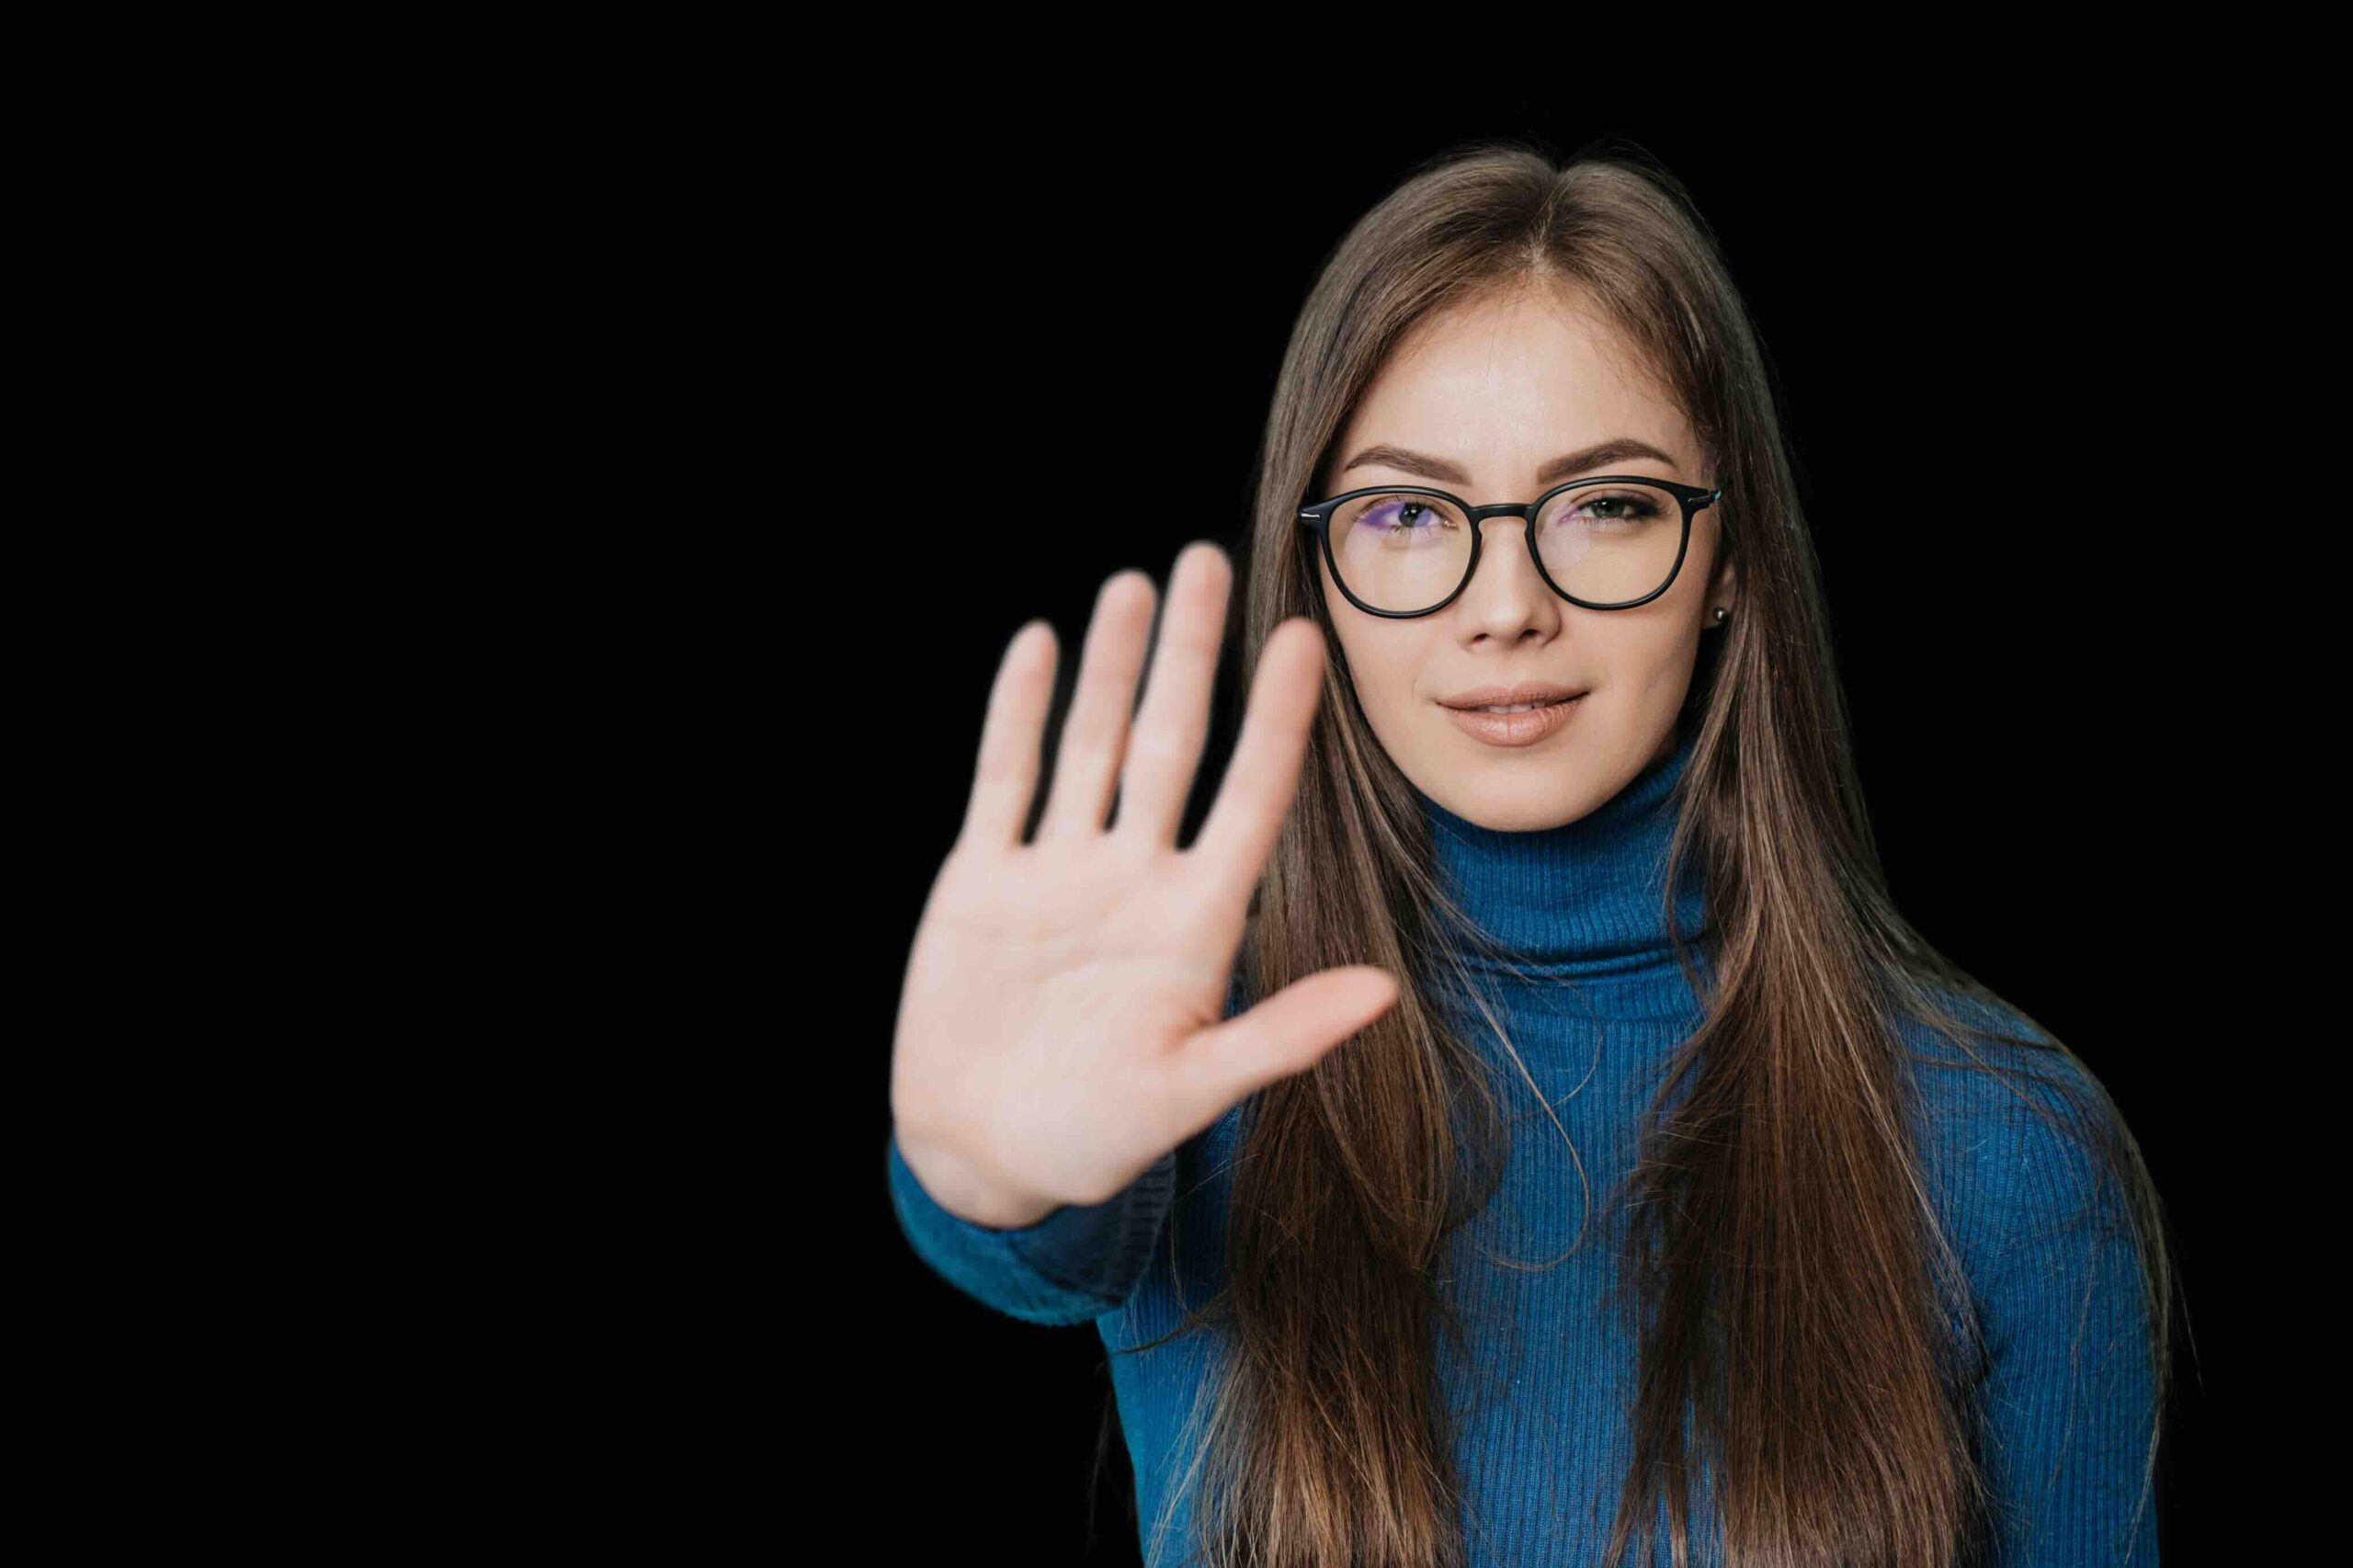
top-left (1181, 965), bottom-right (1401, 1115)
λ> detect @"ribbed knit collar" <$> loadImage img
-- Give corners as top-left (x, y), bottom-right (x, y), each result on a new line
top-left (1414, 722), bottom-right (1711, 993)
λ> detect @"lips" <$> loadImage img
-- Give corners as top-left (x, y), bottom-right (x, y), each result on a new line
top-left (1436, 682), bottom-right (1587, 711)
top-left (1457, 697), bottom-right (1573, 713)
top-left (1441, 692), bottom-right (1586, 747)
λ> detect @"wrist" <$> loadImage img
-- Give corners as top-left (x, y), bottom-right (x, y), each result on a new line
top-left (894, 1125), bottom-right (1062, 1231)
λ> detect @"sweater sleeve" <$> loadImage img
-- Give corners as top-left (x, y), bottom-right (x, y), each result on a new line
top-left (884, 961), bottom-right (1251, 1327)
top-left (1969, 1096), bottom-right (2162, 1567)
top-left (884, 1129), bottom-right (1179, 1325)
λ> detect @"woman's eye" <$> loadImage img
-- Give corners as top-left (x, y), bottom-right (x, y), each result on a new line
top-left (1568, 494), bottom-right (1661, 528)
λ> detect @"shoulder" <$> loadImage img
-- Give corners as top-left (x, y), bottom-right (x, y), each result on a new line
top-left (1895, 983), bottom-right (2111, 1137)
top-left (1892, 987), bottom-right (2162, 1396)
top-left (1894, 984), bottom-right (2131, 1265)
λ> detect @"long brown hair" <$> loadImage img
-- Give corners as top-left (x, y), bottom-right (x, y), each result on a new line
top-left (1109, 136), bottom-right (2173, 1568)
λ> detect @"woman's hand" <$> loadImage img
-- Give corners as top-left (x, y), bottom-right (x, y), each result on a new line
top-left (889, 542), bottom-right (1401, 1228)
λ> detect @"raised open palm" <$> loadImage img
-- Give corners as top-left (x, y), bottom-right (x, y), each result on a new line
top-left (889, 542), bottom-right (1401, 1229)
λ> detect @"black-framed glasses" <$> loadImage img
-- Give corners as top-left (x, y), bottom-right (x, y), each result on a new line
top-left (1296, 476), bottom-right (1722, 619)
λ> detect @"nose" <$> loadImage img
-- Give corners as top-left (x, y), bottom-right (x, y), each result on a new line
top-left (1450, 515), bottom-right (1559, 626)
top-left (1465, 510), bottom-right (1550, 587)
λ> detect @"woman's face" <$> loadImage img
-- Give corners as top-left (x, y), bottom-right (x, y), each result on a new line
top-left (1316, 288), bottom-right (1735, 831)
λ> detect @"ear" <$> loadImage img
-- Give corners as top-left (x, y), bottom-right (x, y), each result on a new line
top-left (1708, 549), bottom-right (1739, 619)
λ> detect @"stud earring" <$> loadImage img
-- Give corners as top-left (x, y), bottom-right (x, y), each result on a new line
top-left (1712, 606), bottom-right (1730, 624)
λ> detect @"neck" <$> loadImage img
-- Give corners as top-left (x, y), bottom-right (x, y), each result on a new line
top-left (1414, 723), bottom-right (1711, 993)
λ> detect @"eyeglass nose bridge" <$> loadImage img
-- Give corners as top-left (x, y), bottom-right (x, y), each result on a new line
top-left (1450, 501), bottom-right (1573, 605)
top-left (1461, 501), bottom-right (1541, 524)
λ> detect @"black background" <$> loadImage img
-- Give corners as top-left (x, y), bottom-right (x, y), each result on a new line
top-left (66, 42), bottom-right (2327, 1559)
top-left (775, 110), bottom-right (2298, 1563)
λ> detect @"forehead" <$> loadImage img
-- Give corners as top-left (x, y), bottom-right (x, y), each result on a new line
top-left (1335, 291), bottom-right (1691, 483)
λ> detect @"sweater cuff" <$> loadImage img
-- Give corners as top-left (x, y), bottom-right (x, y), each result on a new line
top-left (885, 1128), bottom-right (1178, 1324)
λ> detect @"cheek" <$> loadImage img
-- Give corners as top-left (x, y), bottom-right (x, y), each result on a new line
top-left (1324, 618), bottom-right (1416, 714)
top-left (1354, 638), bottom-right (1429, 723)
top-left (1584, 619), bottom-right (1695, 697)
top-left (1315, 562), bottom-right (1433, 719)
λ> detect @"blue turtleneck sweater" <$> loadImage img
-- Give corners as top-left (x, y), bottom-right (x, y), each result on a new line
top-left (885, 727), bottom-right (2159, 1566)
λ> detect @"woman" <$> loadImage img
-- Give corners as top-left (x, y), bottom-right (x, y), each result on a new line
top-left (885, 142), bottom-right (2171, 1568)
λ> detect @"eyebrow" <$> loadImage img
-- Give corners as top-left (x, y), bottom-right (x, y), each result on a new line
top-left (1337, 437), bottom-right (1681, 488)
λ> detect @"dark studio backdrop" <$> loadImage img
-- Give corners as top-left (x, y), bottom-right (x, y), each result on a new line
top-left (793, 117), bottom-right (2278, 1562)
